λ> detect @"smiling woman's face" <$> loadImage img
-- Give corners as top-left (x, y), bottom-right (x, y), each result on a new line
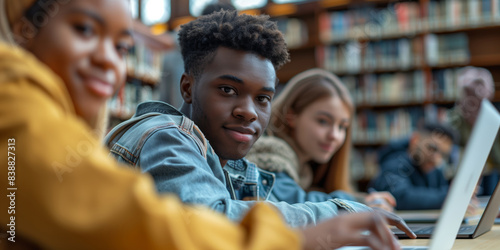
top-left (15, 0), bottom-right (133, 127)
top-left (289, 96), bottom-right (351, 164)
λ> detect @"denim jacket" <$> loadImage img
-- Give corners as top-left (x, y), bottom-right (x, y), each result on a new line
top-left (105, 101), bottom-right (370, 227)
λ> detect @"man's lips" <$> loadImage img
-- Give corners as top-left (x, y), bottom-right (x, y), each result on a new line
top-left (224, 126), bottom-right (256, 143)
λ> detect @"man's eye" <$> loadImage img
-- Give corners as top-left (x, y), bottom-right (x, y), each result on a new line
top-left (220, 87), bottom-right (236, 95)
top-left (257, 96), bottom-right (271, 103)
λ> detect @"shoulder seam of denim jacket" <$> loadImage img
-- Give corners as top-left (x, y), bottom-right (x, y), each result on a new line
top-left (109, 122), bottom-right (180, 165)
top-left (110, 143), bottom-right (138, 166)
top-left (179, 116), bottom-right (207, 159)
top-left (193, 125), bottom-right (208, 155)
top-left (104, 112), bottom-right (163, 149)
top-left (123, 121), bottom-right (207, 164)
top-left (135, 122), bottom-right (182, 154)
top-left (106, 103), bottom-right (209, 162)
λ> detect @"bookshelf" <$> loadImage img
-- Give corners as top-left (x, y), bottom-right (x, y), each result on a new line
top-left (108, 20), bottom-right (174, 123)
top-left (262, 0), bottom-right (500, 186)
top-left (163, 0), bottom-right (500, 188)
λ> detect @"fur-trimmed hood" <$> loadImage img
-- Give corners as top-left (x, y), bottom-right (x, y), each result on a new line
top-left (246, 136), bottom-right (314, 190)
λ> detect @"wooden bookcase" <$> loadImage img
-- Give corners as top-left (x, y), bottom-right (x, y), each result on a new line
top-left (165, 0), bottom-right (500, 189)
top-left (260, 0), bottom-right (500, 188)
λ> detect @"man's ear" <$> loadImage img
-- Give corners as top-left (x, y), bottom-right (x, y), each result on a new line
top-left (410, 132), bottom-right (419, 142)
top-left (180, 73), bottom-right (194, 104)
top-left (409, 132), bottom-right (420, 151)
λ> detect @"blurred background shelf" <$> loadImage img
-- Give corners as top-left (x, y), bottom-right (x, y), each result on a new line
top-left (121, 0), bottom-right (500, 190)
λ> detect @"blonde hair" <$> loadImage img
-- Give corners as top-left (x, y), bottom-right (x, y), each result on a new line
top-left (268, 68), bottom-right (354, 193)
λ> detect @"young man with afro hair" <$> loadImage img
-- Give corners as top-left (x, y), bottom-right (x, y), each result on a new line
top-left (105, 10), bottom-right (413, 240)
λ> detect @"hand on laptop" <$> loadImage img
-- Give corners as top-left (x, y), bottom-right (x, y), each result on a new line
top-left (365, 191), bottom-right (397, 212)
top-left (301, 212), bottom-right (401, 250)
top-left (371, 207), bottom-right (417, 239)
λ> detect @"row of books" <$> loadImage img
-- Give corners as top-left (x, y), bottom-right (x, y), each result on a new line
top-left (350, 148), bottom-right (379, 181)
top-left (319, 38), bottom-right (422, 74)
top-left (341, 71), bottom-right (427, 106)
top-left (427, 0), bottom-right (500, 28)
top-left (425, 33), bottom-right (470, 67)
top-left (126, 44), bottom-right (164, 84)
top-left (319, 0), bottom-right (500, 43)
top-left (352, 104), bottom-right (452, 145)
top-left (275, 18), bottom-right (309, 49)
top-left (432, 68), bottom-right (461, 101)
top-left (318, 34), bottom-right (468, 74)
top-left (340, 68), bottom-right (462, 106)
top-left (108, 81), bottom-right (160, 120)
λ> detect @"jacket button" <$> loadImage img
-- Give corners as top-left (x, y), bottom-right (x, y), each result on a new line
top-left (262, 179), bottom-right (268, 185)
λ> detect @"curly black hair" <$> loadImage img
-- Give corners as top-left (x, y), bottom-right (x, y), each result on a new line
top-left (178, 10), bottom-right (290, 80)
top-left (420, 122), bottom-right (459, 144)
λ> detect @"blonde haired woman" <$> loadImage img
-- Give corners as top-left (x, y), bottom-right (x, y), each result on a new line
top-left (248, 68), bottom-right (396, 211)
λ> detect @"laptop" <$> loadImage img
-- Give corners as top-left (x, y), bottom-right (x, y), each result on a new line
top-left (393, 178), bottom-right (500, 239)
top-left (337, 100), bottom-right (500, 250)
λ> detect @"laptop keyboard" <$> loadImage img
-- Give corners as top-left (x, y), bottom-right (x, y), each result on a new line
top-left (412, 225), bottom-right (476, 235)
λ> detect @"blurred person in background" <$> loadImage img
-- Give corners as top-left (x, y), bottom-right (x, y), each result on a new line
top-left (448, 66), bottom-right (500, 196)
top-left (369, 123), bottom-right (458, 210)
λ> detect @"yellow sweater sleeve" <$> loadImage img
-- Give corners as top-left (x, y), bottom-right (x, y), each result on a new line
top-left (0, 43), bottom-right (301, 250)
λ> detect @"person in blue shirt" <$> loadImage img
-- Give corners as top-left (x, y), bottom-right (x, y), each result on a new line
top-left (370, 123), bottom-right (458, 210)
top-left (105, 9), bottom-right (415, 241)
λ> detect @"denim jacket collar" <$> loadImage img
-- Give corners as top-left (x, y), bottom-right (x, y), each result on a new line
top-left (134, 101), bottom-right (183, 117)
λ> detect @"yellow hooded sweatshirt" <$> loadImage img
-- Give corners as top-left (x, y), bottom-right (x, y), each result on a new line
top-left (0, 42), bottom-right (300, 249)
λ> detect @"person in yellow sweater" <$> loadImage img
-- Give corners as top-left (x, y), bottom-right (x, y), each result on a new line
top-left (0, 0), bottom-right (402, 249)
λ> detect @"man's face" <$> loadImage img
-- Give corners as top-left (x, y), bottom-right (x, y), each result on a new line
top-left (411, 132), bottom-right (453, 174)
top-left (185, 47), bottom-right (276, 163)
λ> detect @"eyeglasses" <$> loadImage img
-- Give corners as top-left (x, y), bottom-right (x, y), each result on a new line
top-left (425, 143), bottom-right (450, 160)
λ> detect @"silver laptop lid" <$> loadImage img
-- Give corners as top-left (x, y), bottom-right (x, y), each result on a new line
top-left (335, 101), bottom-right (500, 250)
top-left (429, 100), bottom-right (500, 250)
top-left (472, 179), bottom-right (500, 237)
